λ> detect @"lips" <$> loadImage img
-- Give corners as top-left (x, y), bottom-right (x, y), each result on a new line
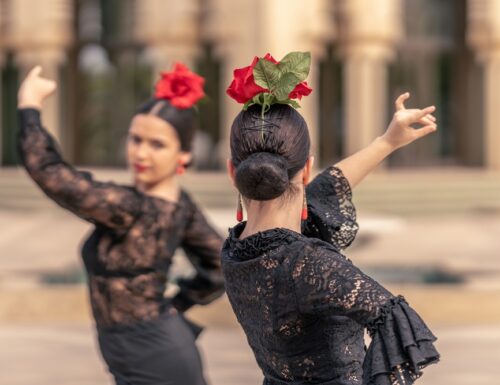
top-left (133, 164), bottom-right (150, 173)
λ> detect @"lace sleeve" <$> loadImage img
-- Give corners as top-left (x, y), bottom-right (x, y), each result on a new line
top-left (17, 108), bottom-right (142, 229)
top-left (172, 196), bottom-right (225, 312)
top-left (302, 166), bottom-right (359, 250)
top-left (292, 244), bottom-right (440, 385)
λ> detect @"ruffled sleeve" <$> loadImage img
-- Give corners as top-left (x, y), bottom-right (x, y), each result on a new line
top-left (292, 246), bottom-right (440, 385)
top-left (363, 296), bottom-right (440, 385)
top-left (302, 166), bottom-right (359, 250)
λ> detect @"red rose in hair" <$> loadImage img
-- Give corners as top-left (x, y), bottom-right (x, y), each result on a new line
top-left (262, 53), bottom-right (278, 64)
top-left (289, 81), bottom-right (312, 100)
top-left (226, 53), bottom-right (312, 104)
top-left (155, 63), bottom-right (205, 109)
top-left (226, 56), bottom-right (267, 104)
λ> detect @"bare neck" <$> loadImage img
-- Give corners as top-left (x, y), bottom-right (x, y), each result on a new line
top-left (239, 192), bottom-right (303, 239)
top-left (135, 176), bottom-right (180, 203)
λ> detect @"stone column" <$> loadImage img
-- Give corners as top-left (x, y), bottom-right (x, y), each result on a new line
top-left (133, 0), bottom-right (201, 78)
top-left (337, 0), bottom-right (403, 156)
top-left (467, 0), bottom-right (500, 170)
top-left (203, 0), bottom-right (336, 163)
top-left (5, 0), bottom-right (74, 143)
top-left (203, 0), bottom-right (264, 163)
top-left (0, 1), bottom-right (4, 164)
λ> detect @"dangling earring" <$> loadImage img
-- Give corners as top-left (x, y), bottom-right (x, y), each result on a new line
top-left (236, 193), bottom-right (243, 222)
top-left (176, 161), bottom-right (185, 175)
top-left (301, 182), bottom-right (308, 221)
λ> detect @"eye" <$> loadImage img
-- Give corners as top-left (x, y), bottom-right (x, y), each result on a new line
top-left (129, 135), bottom-right (141, 145)
top-left (150, 139), bottom-right (166, 149)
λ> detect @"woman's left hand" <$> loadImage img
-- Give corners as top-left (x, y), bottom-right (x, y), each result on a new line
top-left (18, 66), bottom-right (57, 109)
top-left (380, 92), bottom-right (437, 151)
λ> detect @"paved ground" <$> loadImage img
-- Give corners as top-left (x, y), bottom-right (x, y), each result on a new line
top-left (1, 205), bottom-right (500, 385)
top-left (2, 206), bottom-right (500, 277)
top-left (0, 323), bottom-right (499, 385)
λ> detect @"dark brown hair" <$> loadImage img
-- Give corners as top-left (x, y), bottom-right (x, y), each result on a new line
top-left (136, 99), bottom-right (197, 152)
top-left (230, 104), bottom-right (310, 200)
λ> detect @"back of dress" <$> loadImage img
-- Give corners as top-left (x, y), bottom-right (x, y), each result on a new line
top-left (222, 167), bottom-right (439, 385)
top-left (223, 228), bottom-right (370, 385)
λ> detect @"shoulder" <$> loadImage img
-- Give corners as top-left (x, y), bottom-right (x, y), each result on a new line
top-left (289, 236), bottom-right (353, 275)
top-left (178, 189), bottom-right (198, 211)
top-left (300, 236), bottom-right (350, 261)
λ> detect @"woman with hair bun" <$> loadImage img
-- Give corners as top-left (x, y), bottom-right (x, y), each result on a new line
top-left (222, 52), bottom-right (440, 385)
top-left (17, 64), bottom-right (224, 385)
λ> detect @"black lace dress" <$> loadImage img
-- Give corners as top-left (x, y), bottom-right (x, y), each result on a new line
top-left (222, 167), bottom-right (440, 385)
top-left (18, 108), bottom-right (224, 385)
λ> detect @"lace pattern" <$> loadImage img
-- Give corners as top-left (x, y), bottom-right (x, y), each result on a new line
top-left (222, 166), bottom-right (439, 384)
top-left (303, 166), bottom-right (359, 250)
top-left (18, 108), bottom-right (224, 327)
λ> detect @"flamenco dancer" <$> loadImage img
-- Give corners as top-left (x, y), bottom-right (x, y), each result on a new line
top-left (222, 52), bottom-right (440, 385)
top-left (17, 64), bottom-right (224, 385)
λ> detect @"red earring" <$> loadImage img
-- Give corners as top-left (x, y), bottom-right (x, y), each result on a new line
top-left (236, 193), bottom-right (243, 222)
top-left (176, 162), bottom-right (185, 175)
top-left (301, 182), bottom-right (308, 221)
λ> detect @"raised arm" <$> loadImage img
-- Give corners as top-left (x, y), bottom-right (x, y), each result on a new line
top-left (17, 66), bottom-right (142, 229)
top-left (335, 93), bottom-right (437, 189)
top-left (171, 197), bottom-right (225, 312)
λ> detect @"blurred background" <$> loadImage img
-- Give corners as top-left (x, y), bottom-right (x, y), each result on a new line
top-left (0, 0), bottom-right (499, 384)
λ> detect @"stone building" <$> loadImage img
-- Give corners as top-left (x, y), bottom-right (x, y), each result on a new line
top-left (0, 0), bottom-right (499, 171)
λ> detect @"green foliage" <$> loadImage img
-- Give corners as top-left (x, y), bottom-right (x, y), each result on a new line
top-left (244, 51), bottom-right (311, 115)
top-left (277, 51), bottom-right (311, 83)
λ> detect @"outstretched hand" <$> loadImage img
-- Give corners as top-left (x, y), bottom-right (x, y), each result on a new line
top-left (380, 93), bottom-right (437, 150)
top-left (18, 66), bottom-right (57, 109)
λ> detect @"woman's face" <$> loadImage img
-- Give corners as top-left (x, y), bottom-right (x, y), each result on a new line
top-left (126, 114), bottom-right (191, 186)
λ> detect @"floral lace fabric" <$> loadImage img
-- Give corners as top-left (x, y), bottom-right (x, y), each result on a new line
top-left (222, 168), bottom-right (439, 384)
top-left (302, 167), bottom-right (359, 250)
top-left (18, 108), bottom-right (224, 327)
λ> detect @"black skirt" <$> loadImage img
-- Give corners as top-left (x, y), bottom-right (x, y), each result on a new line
top-left (97, 312), bottom-right (206, 385)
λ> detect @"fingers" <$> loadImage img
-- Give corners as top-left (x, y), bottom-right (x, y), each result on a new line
top-left (421, 105), bottom-right (436, 115)
top-left (405, 106), bottom-right (435, 124)
top-left (418, 116), bottom-right (435, 126)
top-left (414, 124), bottom-right (438, 139)
top-left (395, 92), bottom-right (410, 111)
top-left (28, 65), bottom-right (43, 78)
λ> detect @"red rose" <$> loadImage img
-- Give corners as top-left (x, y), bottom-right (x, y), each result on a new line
top-left (226, 56), bottom-right (267, 103)
top-left (226, 53), bottom-right (312, 104)
top-left (155, 63), bottom-right (205, 109)
top-left (289, 81), bottom-right (312, 100)
top-left (263, 53), bottom-right (278, 64)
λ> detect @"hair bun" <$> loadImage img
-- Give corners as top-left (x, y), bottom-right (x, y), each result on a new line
top-left (235, 152), bottom-right (289, 200)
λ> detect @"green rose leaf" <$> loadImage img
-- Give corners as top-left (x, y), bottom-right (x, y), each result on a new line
top-left (284, 99), bottom-right (301, 109)
top-left (246, 51), bottom-right (311, 114)
top-left (253, 59), bottom-right (281, 90)
top-left (243, 100), bottom-right (255, 110)
top-left (277, 52), bottom-right (311, 83)
top-left (274, 72), bottom-right (301, 101)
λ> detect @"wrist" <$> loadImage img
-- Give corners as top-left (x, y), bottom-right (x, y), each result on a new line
top-left (18, 100), bottom-right (42, 110)
top-left (374, 135), bottom-right (398, 154)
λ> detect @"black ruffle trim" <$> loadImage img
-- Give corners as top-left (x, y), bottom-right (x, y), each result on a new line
top-left (226, 223), bottom-right (301, 261)
top-left (363, 296), bottom-right (440, 385)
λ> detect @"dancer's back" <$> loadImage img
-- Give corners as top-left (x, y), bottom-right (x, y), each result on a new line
top-left (222, 52), bottom-right (440, 385)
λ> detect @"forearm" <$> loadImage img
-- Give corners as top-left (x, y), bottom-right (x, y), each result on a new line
top-left (18, 108), bottom-right (141, 227)
top-left (173, 272), bottom-right (224, 311)
top-left (334, 136), bottom-right (396, 189)
top-left (18, 108), bottom-right (65, 179)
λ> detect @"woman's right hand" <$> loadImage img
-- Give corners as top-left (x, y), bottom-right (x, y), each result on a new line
top-left (379, 92), bottom-right (437, 151)
top-left (18, 66), bottom-right (57, 109)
